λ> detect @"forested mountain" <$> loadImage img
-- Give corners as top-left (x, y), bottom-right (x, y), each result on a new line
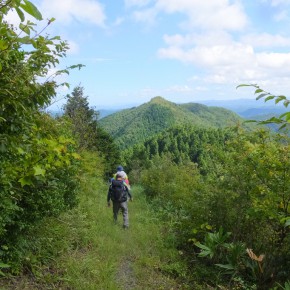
top-left (99, 96), bottom-right (246, 148)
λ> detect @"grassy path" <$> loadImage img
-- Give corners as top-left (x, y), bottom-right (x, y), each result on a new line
top-left (56, 173), bottom-right (181, 289)
top-left (0, 159), bottom-right (182, 289)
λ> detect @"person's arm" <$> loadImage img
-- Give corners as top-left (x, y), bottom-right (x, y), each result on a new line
top-left (107, 187), bottom-right (111, 206)
top-left (127, 187), bottom-right (133, 201)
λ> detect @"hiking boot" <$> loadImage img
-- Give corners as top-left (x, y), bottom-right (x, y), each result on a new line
top-left (123, 225), bottom-right (129, 230)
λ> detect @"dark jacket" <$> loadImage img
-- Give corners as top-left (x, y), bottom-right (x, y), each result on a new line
top-left (107, 179), bottom-right (132, 203)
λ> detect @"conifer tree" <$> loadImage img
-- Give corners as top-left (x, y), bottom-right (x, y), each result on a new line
top-left (63, 86), bottom-right (120, 176)
top-left (63, 86), bottom-right (99, 150)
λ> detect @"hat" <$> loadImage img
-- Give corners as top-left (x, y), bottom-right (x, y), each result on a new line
top-left (117, 165), bottom-right (123, 171)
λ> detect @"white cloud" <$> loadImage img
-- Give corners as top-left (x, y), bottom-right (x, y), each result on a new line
top-left (4, 7), bottom-right (39, 30)
top-left (163, 31), bottom-right (234, 47)
top-left (241, 33), bottom-right (290, 47)
top-left (127, 1), bottom-right (290, 98)
top-left (67, 40), bottom-right (80, 55)
top-left (156, 0), bottom-right (247, 30)
top-left (133, 0), bottom-right (248, 31)
top-left (158, 43), bottom-right (255, 67)
top-left (133, 8), bottom-right (157, 25)
top-left (158, 34), bottom-right (290, 86)
top-left (39, 0), bottom-right (106, 26)
top-left (4, 9), bottom-right (21, 27)
top-left (163, 34), bottom-right (192, 47)
top-left (257, 52), bottom-right (290, 69)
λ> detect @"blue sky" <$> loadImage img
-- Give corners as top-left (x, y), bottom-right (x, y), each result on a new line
top-left (7, 0), bottom-right (290, 110)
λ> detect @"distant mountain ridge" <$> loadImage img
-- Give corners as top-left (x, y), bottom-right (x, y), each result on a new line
top-left (98, 98), bottom-right (288, 118)
top-left (99, 96), bottom-right (248, 149)
top-left (99, 109), bottom-right (121, 119)
top-left (198, 99), bottom-right (288, 119)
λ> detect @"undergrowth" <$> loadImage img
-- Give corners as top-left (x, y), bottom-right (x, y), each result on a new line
top-left (0, 152), bottom-right (185, 289)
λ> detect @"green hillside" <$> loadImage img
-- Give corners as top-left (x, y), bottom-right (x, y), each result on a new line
top-left (99, 96), bottom-right (245, 149)
top-left (180, 103), bottom-right (244, 127)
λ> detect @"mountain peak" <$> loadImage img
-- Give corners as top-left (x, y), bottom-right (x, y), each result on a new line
top-left (99, 97), bottom-right (245, 149)
top-left (149, 96), bottom-right (168, 104)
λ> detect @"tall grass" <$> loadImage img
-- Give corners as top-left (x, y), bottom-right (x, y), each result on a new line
top-left (0, 152), bottom-right (182, 289)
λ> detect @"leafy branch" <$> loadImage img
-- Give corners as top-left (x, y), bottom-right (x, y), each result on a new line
top-left (237, 84), bottom-right (290, 129)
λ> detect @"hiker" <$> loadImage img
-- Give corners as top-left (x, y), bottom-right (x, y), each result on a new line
top-left (113, 165), bottom-right (130, 188)
top-left (107, 173), bottom-right (133, 229)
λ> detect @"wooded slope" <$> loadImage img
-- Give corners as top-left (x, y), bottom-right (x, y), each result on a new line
top-left (99, 96), bottom-right (245, 148)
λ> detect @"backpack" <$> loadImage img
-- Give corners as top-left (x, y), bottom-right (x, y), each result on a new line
top-left (111, 179), bottom-right (127, 202)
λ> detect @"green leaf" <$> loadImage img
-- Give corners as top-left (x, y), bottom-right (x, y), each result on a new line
top-left (48, 17), bottom-right (56, 24)
top-left (265, 95), bottom-right (275, 102)
top-left (279, 124), bottom-right (287, 130)
top-left (18, 36), bottom-right (32, 44)
top-left (19, 23), bottom-right (30, 35)
top-left (68, 64), bottom-right (86, 70)
top-left (279, 112), bottom-right (287, 118)
top-left (195, 242), bottom-right (209, 250)
top-left (236, 84), bottom-right (255, 89)
top-left (275, 98), bottom-right (283, 104)
top-left (15, 7), bottom-right (25, 22)
top-left (14, 0), bottom-right (21, 6)
top-left (62, 82), bottom-right (70, 89)
top-left (256, 93), bottom-right (268, 100)
top-left (0, 39), bottom-right (9, 50)
top-left (244, 119), bottom-right (257, 123)
top-left (255, 88), bottom-right (263, 94)
top-left (0, 262), bottom-right (10, 277)
top-left (195, 242), bottom-right (212, 257)
top-left (285, 219), bottom-right (290, 227)
top-left (215, 263), bottom-right (235, 270)
top-left (33, 165), bottom-right (46, 176)
top-left (71, 152), bottom-right (81, 160)
top-left (0, 263), bottom-right (10, 269)
top-left (19, 176), bottom-right (32, 187)
top-left (50, 36), bottom-right (61, 41)
top-left (20, 0), bottom-right (43, 21)
top-left (283, 100), bottom-right (290, 107)
top-left (17, 147), bottom-right (25, 154)
top-left (285, 113), bottom-right (290, 121)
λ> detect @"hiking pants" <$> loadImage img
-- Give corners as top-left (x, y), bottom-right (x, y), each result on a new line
top-left (113, 201), bottom-right (129, 227)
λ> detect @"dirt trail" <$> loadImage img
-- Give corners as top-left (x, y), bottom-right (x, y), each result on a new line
top-left (116, 258), bottom-right (137, 290)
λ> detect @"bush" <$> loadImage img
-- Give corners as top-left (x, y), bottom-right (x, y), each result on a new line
top-left (0, 114), bottom-right (81, 272)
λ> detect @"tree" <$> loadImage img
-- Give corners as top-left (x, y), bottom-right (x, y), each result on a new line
top-left (63, 86), bottom-right (120, 176)
top-left (0, 0), bottom-right (82, 271)
top-left (63, 86), bottom-right (99, 150)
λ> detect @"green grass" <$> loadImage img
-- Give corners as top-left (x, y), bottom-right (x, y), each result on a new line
top-left (0, 154), bottom-right (183, 289)
top-left (56, 182), bottom-right (181, 290)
